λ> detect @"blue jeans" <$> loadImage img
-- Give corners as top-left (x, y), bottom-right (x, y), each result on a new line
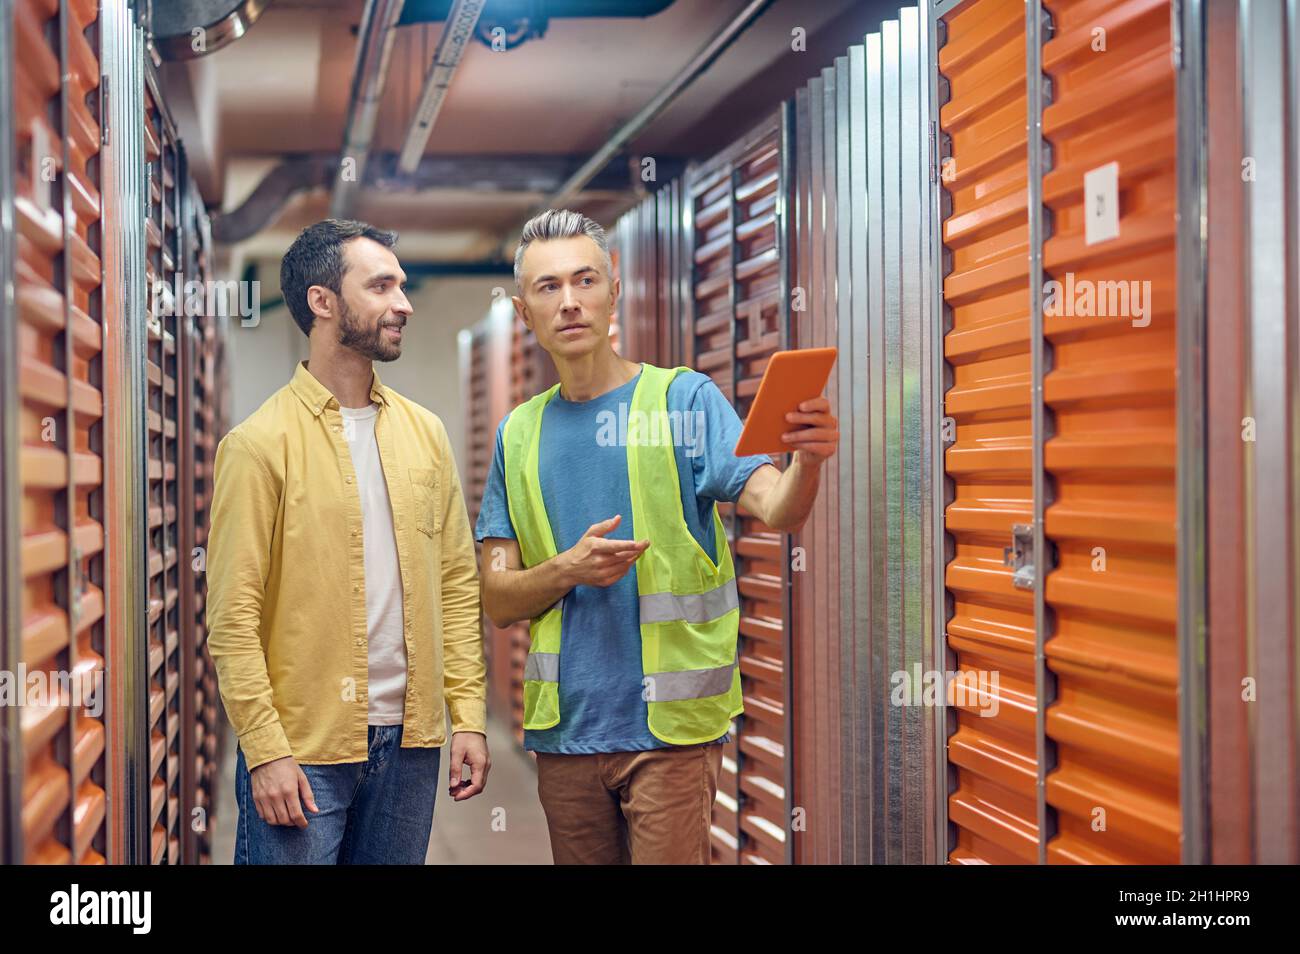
top-left (234, 724), bottom-right (439, 864)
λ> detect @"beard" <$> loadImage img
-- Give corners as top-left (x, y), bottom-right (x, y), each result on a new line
top-left (337, 295), bottom-right (402, 362)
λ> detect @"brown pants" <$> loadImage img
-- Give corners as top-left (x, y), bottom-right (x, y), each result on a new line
top-left (535, 743), bottom-right (723, 865)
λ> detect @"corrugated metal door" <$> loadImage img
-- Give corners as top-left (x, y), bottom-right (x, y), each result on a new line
top-left (937, 0), bottom-right (1040, 864)
top-left (791, 69), bottom-right (842, 865)
top-left (610, 179), bottom-right (688, 368)
top-left (684, 111), bottom-right (792, 865)
top-left (143, 72), bottom-right (184, 864)
top-left (936, 0), bottom-right (1186, 864)
top-left (178, 177), bottom-right (225, 863)
top-left (3, 0), bottom-right (109, 865)
top-left (1039, 0), bottom-right (1180, 865)
top-left (789, 7), bottom-right (942, 865)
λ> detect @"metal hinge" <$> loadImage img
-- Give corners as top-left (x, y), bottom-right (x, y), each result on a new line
top-left (1002, 523), bottom-right (1035, 591)
top-left (100, 75), bottom-right (109, 146)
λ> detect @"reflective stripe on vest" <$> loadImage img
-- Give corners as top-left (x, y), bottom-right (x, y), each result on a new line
top-left (640, 577), bottom-right (739, 625)
top-left (502, 363), bottom-right (744, 744)
top-left (523, 652), bottom-right (559, 682)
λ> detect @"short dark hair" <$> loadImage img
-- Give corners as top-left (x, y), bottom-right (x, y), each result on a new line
top-left (279, 219), bottom-right (398, 336)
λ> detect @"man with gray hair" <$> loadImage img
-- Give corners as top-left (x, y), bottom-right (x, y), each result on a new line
top-left (476, 208), bottom-right (838, 864)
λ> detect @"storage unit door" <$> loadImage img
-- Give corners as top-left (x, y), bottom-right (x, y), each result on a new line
top-left (684, 112), bottom-right (792, 865)
top-left (3, 0), bottom-right (109, 865)
top-left (1039, 0), bottom-right (1180, 865)
top-left (937, 0), bottom-right (1040, 865)
top-left (142, 75), bottom-right (184, 864)
top-left (937, 0), bottom-right (1185, 864)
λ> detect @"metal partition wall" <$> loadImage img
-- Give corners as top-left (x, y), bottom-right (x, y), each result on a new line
top-left (101, 0), bottom-right (149, 865)
top-left (679, 110), bottom-right (793, 865)
top-left (1205, 0), bottom-right (1299, 864)
top-left (931, 0), bottom-right (1204, 864)
top-left (788, 7), bottom-right (942, 866)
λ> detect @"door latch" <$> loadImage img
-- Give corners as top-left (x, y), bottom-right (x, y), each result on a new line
top-left (1003, 523), bottom-right (1035, 591)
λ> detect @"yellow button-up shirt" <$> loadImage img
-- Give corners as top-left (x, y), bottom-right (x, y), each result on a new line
top-left (206, 360), bottom-right (486, 770)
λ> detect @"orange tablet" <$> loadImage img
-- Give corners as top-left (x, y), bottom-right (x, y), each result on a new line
top-left (733, 347), bottom-right (838, 456)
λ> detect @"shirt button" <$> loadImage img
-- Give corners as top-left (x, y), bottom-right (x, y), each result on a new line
top-left (345, 476), bottom-right (353, 484)
top-left (353, 584), bottom-right (360, 593)
top-left (313, 406), bottom-right (321, 414)
top-left (355, 638), bottom-right (364, 647)
top-left (351, 529), bottom-right (359, 537)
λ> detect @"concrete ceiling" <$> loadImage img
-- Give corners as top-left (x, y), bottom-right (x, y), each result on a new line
top-left (159, 0), bottom-right (901, 266)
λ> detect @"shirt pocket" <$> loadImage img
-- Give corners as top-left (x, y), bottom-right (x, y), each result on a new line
top-left (409, 467), bottom-right (443, 536)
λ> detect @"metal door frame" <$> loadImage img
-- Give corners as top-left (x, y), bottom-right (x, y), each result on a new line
top-left (101, 0), bottom-right (151, 864)
top-left (0, 0), bottom-right (20, 867)
top-left (1175, 0), bottom-right (1208, 866)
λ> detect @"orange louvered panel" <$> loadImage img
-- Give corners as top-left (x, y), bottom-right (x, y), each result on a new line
top-left (64, 0), bottom-right (107, 866)
top-left (939, 0), bottom-right (1040, 865)
top-left (10, 0), bottom-right (109, 866)
top-left (1039, 0), bottom-right (1180, 865)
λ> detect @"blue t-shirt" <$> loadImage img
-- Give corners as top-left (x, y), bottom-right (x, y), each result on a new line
top-left (474, 366), bottom-right (773, 754)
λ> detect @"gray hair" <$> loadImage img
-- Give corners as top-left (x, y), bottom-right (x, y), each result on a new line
top-left (513, 209), bottom-right (613, 289)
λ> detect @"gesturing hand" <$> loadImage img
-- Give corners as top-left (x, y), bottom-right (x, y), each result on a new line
top-left (560, 514), bottom-right (650, 588)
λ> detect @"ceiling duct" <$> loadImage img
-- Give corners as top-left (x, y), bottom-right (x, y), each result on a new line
top-left (398, 0), bottom-right (675, 50)
top-left (151, 0), bottom-right (274, 60)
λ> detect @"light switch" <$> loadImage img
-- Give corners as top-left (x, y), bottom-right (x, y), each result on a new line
top-left (1084, 162), bottom-right (1120, 246)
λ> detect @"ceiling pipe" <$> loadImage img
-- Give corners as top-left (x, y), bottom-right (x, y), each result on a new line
top-left (501, 0), bottom-right (776, 254)
top-left (331, 0), bottom-right (407, 219)
top-left (211, 152), bottom-right (666, 245)
top-left (397, 0), bottom-right (486, 173)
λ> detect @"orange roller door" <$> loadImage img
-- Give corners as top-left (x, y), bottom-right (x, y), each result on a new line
top-left (938, 0), bottom-right (1039, 865)
top-left (1039, 0), bottom-right (1180, 865)
top-left (64, 0), bottom-right (108, 866)
top-left (8, 0), bottom-right (109, 865)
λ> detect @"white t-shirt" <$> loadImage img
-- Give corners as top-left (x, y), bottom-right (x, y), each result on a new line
top-left (339, 403), bottom-right (407, 726)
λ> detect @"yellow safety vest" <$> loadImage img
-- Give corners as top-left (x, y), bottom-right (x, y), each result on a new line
top-left (502, 363), bottom-right (743, 744)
